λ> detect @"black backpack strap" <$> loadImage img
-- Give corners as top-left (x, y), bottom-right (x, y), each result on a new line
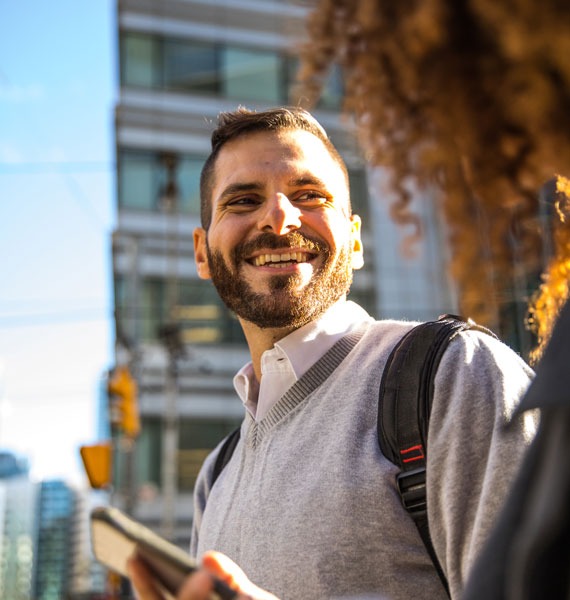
top-left (212, 426), bottom-right (241, 486)
top-left (378, 314), bottom-right (496, 596)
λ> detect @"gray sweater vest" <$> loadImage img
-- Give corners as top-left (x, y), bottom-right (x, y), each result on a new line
top-left (191, 319), bottom-right (535, 600)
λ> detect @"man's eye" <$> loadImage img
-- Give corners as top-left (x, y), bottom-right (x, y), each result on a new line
top-left (227, 197), bottom-right (259, 207)
top-left (295, 191), bottom-right (328, 205)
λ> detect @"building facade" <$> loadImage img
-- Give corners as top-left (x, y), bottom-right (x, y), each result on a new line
top-left (0, 474), bottom-right (36, 599)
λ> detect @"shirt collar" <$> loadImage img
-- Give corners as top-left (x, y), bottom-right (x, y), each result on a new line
top-left (234, 361), bottom-right (258, 417)
top-left (275, 300), bottom-right (372, 379)
top-left (233, 300), bottom-right (372, 409)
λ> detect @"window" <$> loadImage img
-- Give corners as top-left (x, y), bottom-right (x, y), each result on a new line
top-left (121, 33), bottom-right (159, 88)
top-left (348, 169), bottom-right (370, 226)
top-left (114, 275), bottom-right (245, 345)
top-left (118, 149), bottom-right (205, 214)
top-left (119, 32), bottom-right (324, 106)
top-left (118, 150), bottom-right (159, 211)
top-left (163, 39), bottom-right (220, 93)
top-left (140, 278), bottom-right (169, 341)
top-left (317, 63), bottom-right (344, 110)
top-left (222, 47), bottom-right (283, 102)
top-left (177, 155), bottom-right (203, 214)
top-left (114, 275), bottom-right (135, 343)
top-left (132, 417), bottom-right (241, 493)
top-left (176, 280), bottom-right (245, 344)
top-left (286, 56), bottom-right (343, 110)
top-left (135, 417), bottom-right (162, 489)
top-left (178, 418), bottom-right (242, 491)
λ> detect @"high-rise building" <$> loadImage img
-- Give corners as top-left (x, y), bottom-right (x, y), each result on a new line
top-left (0, 475), bottom-right (36, 599)
top-left (33, 480), bottom-right (76, 600)
top-left (0, 453), bottom-right (106, 600)
top-left (112, 0), bottom-right (456, 550)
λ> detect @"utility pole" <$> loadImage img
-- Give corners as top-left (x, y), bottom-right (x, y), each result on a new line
top-left (158, 152), bottom-right (182, 541)
top-left (158, 323), bottom-right (185, 541)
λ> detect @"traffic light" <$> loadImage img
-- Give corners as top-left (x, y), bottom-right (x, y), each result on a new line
top-left (108, 365), bottom-right (140, 438)
top-left (80, 442), bottom-right (112, 489)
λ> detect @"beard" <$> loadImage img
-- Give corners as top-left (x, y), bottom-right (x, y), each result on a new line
top-left (205, 231), bottom-right (354, 329)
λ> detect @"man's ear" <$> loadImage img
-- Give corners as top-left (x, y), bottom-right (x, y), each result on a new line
top-left (193, 227), bottom-right (211, 279)
top-left (349, 214), bottom-right (364, 270)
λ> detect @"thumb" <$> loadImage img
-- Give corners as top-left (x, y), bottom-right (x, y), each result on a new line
top-left (202, 551), bottom-right (280, 600)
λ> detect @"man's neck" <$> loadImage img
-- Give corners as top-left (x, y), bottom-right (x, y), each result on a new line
top-left (238, 298), bottom-right (352, 382)
top-left (239, 319), bottom-right (298, 382)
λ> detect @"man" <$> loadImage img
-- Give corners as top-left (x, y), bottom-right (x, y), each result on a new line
top-left (128, 107), bottom-right (535, 600)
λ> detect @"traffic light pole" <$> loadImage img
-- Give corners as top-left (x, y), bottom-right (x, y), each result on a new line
top-left (161, 356), bottom-right (179, 541)
top-left (159, 324), bottom-right (184, 542)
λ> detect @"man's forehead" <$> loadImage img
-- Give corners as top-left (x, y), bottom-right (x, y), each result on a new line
top-left (213, 129), bottom-right (344, 179)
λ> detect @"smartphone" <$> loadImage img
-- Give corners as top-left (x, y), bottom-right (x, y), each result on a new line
top-left (90, 506), bottom-right (237, 600)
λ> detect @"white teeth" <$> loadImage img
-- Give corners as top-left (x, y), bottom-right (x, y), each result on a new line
top-left (253, 252), bottom-right (310, 266)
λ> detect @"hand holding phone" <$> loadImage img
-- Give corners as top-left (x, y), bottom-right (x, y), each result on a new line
top-left (90, 506), bottom-right (237, 600)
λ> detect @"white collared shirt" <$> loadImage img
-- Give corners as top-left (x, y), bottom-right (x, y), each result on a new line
top-left (234, 300), bottom-right (373, 421)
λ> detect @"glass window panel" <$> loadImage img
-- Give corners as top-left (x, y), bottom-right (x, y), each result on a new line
top-left (122, 33), bottom-right (158, 88)
top-left (114, 276), bottom-right (127, 317)
top-left (177, 155), bottom-right (204, 215)
top-left (163, 39), bottom-right (220, 93)
top-left (119, 151), bottom-right (159, 211)
top-left (286, 56), bottom-right (343, 109)
top-left (179, 419), bottom-right (240, 450)
top-left (120, 150), bottom-right (201, 213)
top-left (134, 277), bottom-right (245, 344)
top-left (135, 418), bottom-right (162, 489)
top-left (140, 278), bottom-right (168, 341)
top-left (178, 418), bottom-right (242, 491)
top-left (176, 280), bottom-right (245, 344)
top-left (222, 47), bottom-right (282, 102)
top-left (285, 55), bottom-right (299, 102)
top-left (349, 169), bottom-right (370, 226)
top-left (318, 63), bottom-right (344, 110)
top-left (113, 275), bottom-right (136, 344)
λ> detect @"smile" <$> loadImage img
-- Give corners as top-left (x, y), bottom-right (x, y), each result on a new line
top-left (252, 251), bottom-right (313, 267)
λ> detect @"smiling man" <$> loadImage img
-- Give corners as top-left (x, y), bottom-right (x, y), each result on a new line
top-left (128, 107), bottom-right (536, 600)
top-left (194, 115), bottom-right (363, 370)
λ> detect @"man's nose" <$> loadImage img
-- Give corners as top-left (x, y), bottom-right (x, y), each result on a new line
top-left (257, 194), bottom-right (302, 235)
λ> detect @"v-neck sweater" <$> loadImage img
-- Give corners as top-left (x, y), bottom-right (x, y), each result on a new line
top-left (191, 318), bottom-right (535, 600)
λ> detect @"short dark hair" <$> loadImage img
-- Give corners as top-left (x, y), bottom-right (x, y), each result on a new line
top-left (199, 106), bottom-right (349, 229)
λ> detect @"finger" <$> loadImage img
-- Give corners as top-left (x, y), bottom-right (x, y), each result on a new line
top-left (127, 556), bottom-right (163, 600)
top-left (177, 570), bottom-right (217, 600)
top-left (202, 552), bottom-right (279, 600)
top-left (202, 551), bottom-right (245, 589)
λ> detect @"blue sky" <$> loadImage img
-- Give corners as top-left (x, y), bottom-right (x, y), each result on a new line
top-left (0, 1), bottom-right (116, 482)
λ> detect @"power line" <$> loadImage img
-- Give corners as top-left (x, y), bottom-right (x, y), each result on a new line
top-left (0, 161), bottom-right (115, 174)
top-left (0, 308), bottom-right (112, 328)
top-left (3, 392), bottom-right (103, 404)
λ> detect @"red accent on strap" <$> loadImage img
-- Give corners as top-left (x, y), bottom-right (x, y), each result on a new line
top-left (400, 444), bottom-right (425, 463)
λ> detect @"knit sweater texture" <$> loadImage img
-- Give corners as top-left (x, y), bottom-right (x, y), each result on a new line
top-left (191, 319), bottom-right (535, 600)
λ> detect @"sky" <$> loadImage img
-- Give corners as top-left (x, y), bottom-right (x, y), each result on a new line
top-left (0, 1), bottom-right (116, 484)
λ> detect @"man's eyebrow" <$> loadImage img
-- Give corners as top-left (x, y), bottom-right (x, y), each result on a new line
top-left (289, 175), bottom-right (329, 188)
top-left (218, 182), bottom-right (264, 200)
top-left (217, 176), bottom-right (330, 202)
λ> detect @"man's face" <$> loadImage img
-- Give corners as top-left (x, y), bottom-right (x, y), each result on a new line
top-left (193, 129), bottom-right (363, 329)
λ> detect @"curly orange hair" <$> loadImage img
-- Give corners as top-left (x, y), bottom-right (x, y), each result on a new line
top-left (294, 0), bottom-right (570, 360)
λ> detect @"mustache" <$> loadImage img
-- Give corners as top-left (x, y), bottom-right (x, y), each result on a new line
top-left (233, 232), bottom-right (328, 261)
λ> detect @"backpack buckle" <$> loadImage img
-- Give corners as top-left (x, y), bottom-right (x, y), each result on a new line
top-left (396, 467), bottom-right (427, 517)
